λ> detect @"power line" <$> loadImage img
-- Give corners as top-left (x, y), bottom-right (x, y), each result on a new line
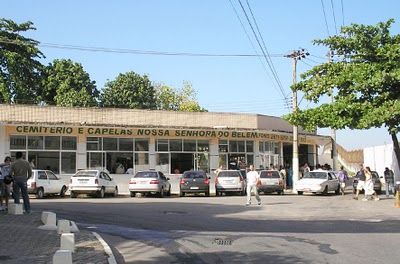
top-left (340, 0), bottom-right (345, 27)
top-left (320, 0), bottom-right (331, 37)
top-left (330, 0), bottom-right (338, 35)
top-left (236, 0), bottom-right (290, 108)
top-left (0, 37), bottom-right (285, 58)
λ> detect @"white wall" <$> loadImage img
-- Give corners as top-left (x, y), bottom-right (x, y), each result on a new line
top-left (364, 144), bottom-right (400, 181)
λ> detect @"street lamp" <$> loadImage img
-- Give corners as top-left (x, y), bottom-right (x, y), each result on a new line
top-left (285, 49), bottom-right (309, 192)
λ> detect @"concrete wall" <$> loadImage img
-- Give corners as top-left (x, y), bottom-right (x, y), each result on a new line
top-left (364, 144), bottom-right (400, 181)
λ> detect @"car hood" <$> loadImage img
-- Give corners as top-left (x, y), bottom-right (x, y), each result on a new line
top-left (297, 179), bottom-right (326, 186)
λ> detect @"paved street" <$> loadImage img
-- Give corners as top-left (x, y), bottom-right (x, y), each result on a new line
top-left (31, 193), bottom-right (400, 264)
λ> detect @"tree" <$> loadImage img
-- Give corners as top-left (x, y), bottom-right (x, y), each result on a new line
top-left (0, 18), bottom-right (44, 104)
top-left (100, 71), bottom-right (156, 109)
top-left (155, 82), bottom-right (207, 112)
top-left (42, 59), bottom-right (99, 107)
top-left (284, 19), bottom-right (400, 170)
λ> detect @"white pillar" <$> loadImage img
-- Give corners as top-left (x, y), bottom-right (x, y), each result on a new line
top-left (76, 135), bottom-right (86, 170)
top-left (149, 138), bottom-right (156, 169)
top-left (209, 139), bottom-right (219, 171)
top-left (0, 125), bottom-right (9, 162)
top-left (254, 141), bottom-right (260, 169)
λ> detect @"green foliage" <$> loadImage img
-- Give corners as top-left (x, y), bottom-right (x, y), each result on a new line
top-left (42, 59), bottom-right (99, 107)
top-left (285, 19), bottom-right (400, 135)
top-left (100, 71), bottom-right (157, 109)
top-left (0, 18), bottom-right (44, 103)
top-left (155, 82), bottom-right (207, 112)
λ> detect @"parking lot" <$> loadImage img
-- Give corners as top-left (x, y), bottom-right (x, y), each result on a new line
top-left (32, 190), bottom-right (400, 264)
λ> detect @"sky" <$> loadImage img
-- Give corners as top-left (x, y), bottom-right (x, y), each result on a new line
top-left (1, 0), bottom-right (399, 150)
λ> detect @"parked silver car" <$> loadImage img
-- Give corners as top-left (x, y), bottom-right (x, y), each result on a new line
top-left (215, 170), bottom-right (246, 196)
top-left (129, 170), bottom-right (171, 197)
top-left (27, 170), bottom-right (68, 199)
top-left (257, 170), bottom-right (284, 195)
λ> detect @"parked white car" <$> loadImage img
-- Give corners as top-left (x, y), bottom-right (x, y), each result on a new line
top-left (27, 170), bottom-right (68, 199)
top-left (69, 170), bottom-right (118, 198)
top-left (215, 170), bottom-right (246, 196)
top-left (296, 170), bottom-right (340, 195)
top-left (129, 170), bottom-right (171, 197)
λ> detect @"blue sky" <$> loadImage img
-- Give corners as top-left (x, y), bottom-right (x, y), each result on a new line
top-left (1, 0), bottom-right (399, 150)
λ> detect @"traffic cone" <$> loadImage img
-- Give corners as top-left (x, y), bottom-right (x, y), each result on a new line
top-left (395, 191), bottom-right (400, 208)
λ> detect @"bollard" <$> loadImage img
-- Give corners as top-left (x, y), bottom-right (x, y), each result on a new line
top-left (41, 211), bottom-right (57, 227)
top-left (395, 181), bottom-right (400, 208)
top-left (52, 249), bottom-right (72, 264)
top-left (8, 204), bottom-right (23, 215)
top-left (57, 219), bottom-right (71, 234)
top-left (60, 233), bottom-right (75, 252)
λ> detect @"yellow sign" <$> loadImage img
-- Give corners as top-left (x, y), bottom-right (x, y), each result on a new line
top-left (9, 125), bottom-right (313, 144)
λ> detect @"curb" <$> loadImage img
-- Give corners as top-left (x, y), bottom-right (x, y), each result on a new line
top-left (93, 232), bottom-right (117, 264)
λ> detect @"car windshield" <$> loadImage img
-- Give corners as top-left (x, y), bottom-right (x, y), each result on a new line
top-left (183, 171), bottom-right (205, 179)
top-left (134, 171), bottom-right (158, 178)
top-left (260, 171), bottom-right (280, 178)
top-left (74, 171), bottom-right (97, 177)
top-left (218, 171), bottom-right (240, 178)
top-left (303, 172), bottom-right (327, 179)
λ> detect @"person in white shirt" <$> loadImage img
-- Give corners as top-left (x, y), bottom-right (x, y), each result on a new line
top-left (246, 165), bottom-right (261, 206)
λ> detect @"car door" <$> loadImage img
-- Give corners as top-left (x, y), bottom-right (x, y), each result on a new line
top-left (102, 172), bottom-right (114, 193)
top-left (37, 170), bottom-right (50, 193)
top-left (327, 173), bottom-right (336, 191)
top-left (159, 172), bottom-right (170, 191)
top-left (46, 171), bottom-right (61, 194)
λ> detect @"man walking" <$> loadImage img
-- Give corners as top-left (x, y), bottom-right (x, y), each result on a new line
top-left (11, 152), bottom-right (32, 214)
top-left (246, 165), bottom-right (261, 206)
top-left (338, 166), bottom-right (349, 195)
top-left (384, 167), bottom-right (395, 198)
top-left (353, 164), bottom-right (366, 200)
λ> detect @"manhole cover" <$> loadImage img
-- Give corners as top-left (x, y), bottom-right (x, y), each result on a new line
top-left (212, 238), bottom-right (233, 246)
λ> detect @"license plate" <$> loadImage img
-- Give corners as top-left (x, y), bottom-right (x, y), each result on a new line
top-left (139, 181), bottom-right (146, 184)
top-left (190, 186), bottom-right (199, 190)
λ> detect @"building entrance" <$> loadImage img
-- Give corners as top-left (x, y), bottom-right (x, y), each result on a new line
top-left (171, 153), bottom-right (193, 174)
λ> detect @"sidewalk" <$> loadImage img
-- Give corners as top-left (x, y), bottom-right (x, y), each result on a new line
top-left (0, 211), bottom-right (109, 264)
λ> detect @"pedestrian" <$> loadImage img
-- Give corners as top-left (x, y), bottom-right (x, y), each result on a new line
top-left (279, 166), bottom-right (287, 189)
top-left (337, 166), bottom-right (349, 195)
top-left (384, 167), bottom-right (395, 198)
top-left (11, 152), bottom-right (32, 214)
top-left (0, 156), bottom-right (12, 211)
top-left (353, 164), bottom-right (366, 200)
top-left (302, 163), bottom-right (311, 178)
top-left (246, 164), bottom-right (261, 206)
top-left (363, 166), bottom-right (379, 201)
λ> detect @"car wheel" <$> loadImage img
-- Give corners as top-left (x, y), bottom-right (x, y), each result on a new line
top-left (335, 185), bottom-right (340, 195)
top-left (60, 186), bottom-right (67, 197)
top-left (130, 191), bottom-right (136, 197)
top-left (297, 191), bottom-right (303, 195)
top-left (179, 190), bottom-right (185, 197)
top-left (36, 187), bottom-right (44, 199)
top-left (322, 186), bottom-right (328, 195)
top-left (113, 187), bottom-right (118, 197)
top-left (159, 188), bottom-right (164, 198)
top-left (97, 187), bottom-right (105, 198)
top-left (70, 191), bottom-right (77, 198)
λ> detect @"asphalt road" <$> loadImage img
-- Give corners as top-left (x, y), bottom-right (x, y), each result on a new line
top-left (31, 192), bottom-right (400, 264)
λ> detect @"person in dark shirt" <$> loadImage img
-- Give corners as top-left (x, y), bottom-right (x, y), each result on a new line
top-left (353, 164), bottom-right (366, 200)
top-left (11, 152), bottom-right (32, 214)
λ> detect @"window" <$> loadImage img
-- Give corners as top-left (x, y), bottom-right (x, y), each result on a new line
top-left (157, 139), bottom-right (169, 151)
top-left (38, 171), bottom-right (47, 180)
top-left (10, 136), bottom-right (26, 149)
top-left (219, 140), bottom-right (228, 153)
top-left (183, 140), bottom-right (196, 152)
top-left (28, 136), bottom-right (43, 149)
top-left (246, 141), bottom-right (254, 152)
top-left (103, 138), bottom-right (118, 151)
top-left (87, 137), bottom-right (102, 151)
top-left (155, 153), bottom-right (169, 174)
top-left (62, 137), bottom-right (77, 150)
top-left (61, 152), bottom-right (76, 174)
top-left (170, 139), bottom-right (182, 151)
top-left (47, 171), bottom-right (58, 180)
top-left (197, 140), bottom-right (209, 152)
top-left (29, 151), bottom-right (60, 173)
top-left (135, 139), bottom-right (149, 151)
top-left (119, 138), bottom-right (133, 151)
top-left (45, 136), bottom-right (60, 150)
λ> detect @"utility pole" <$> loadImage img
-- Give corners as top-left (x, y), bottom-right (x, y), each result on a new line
top-left (285, 49), bottom-right (309, 193)
top-left (328, 50), bottom-right (338, 171)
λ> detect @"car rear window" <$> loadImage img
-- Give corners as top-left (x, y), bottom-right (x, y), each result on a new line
top-left (304, 172), bottom-right (327, 179)
top-left (183, 171), bottom-right (206, 179)
top-left (218, 171), bottom-right (241, 178)
top-left (134, 171), bottom-right (158, 178)
top-left (74, 171), bottom-right (97, 177)
top-left (260, 171), bottom-right (280, 178)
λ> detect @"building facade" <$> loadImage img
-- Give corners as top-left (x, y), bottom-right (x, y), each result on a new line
top-left (0, 104), bottom-right (330, 175)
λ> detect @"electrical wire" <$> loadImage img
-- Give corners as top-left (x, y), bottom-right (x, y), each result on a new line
top-left (330, 0), bottom-right (338, 35)
top-left (320, 0), bottom-right (331, 37)
top-left (236, 0), bottom-right (290, 109)
top-left (0, 37), bottom-right (285, 58)
top-left (340, 0), bottom-right (345, 27)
